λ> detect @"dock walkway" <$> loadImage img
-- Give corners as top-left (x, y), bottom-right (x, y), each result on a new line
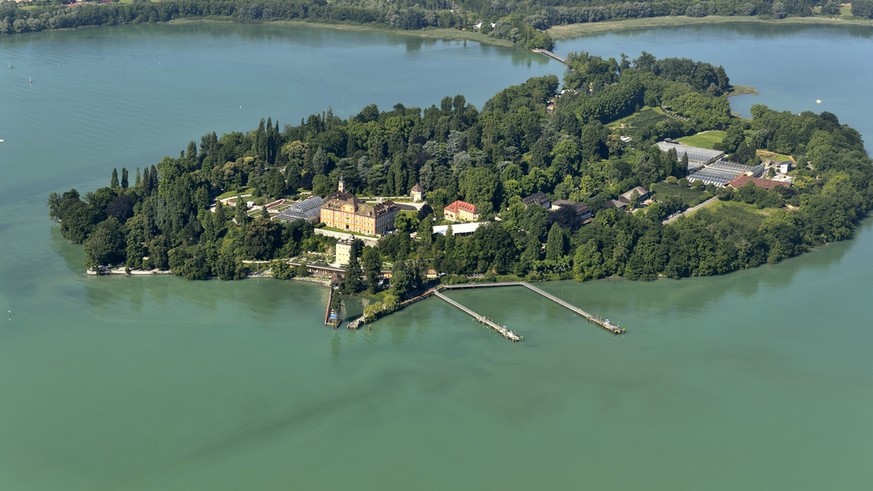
top-left (433, 290), bottom-right (521, 342)
top-left (519, 282), bottom-right (625, 334)
top-left (532, 48), bottom-right (567, 64)
top-left (440, 282), bottom-right (625, 335)
top-left (323, 287), bottom-right (339, 327)
top-left (329, 281), bottom-right (625, 340)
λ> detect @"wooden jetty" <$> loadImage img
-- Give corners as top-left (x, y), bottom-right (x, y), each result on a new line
top-left (433, 290), bottom-right (522, 342)
top-left (532, 48), bottom-right (567, 64)
top-left (323, 287), bottom-right (340, 328)
top-left (519, 282), bottom-right (625, 334)
top-left (329, 280), bottom-right (625, 339)
top-left (440, 282), bottom-right (625, 335)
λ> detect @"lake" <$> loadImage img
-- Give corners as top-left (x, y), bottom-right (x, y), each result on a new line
top-left (1, 22), bottom-right (872, 490)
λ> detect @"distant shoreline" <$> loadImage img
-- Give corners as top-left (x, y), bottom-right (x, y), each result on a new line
top-left (175, 15), bottom-right (873, 48)
top-left (9, 15), bottom-right (873, 53)
top-left (548, 15), bottom-right (873, 39)
top-left (167, 18), bottom-right (517, 48)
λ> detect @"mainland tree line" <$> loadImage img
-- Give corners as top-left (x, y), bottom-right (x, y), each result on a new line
top-left (6, 0), bottom-right (873, 50)
top-left (49, 51), bottom-right (873, 300)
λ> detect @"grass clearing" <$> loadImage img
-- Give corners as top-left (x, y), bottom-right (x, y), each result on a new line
top-left (757, 150), bottom-right (794, 163)
top-left (608, 106), bottom-right (664, 130)
top-left (217, 188), bottom-right (256, 200)
top-left (677, 130), bottom-right (726, 149)
top-left (709, 199), bottom-right (774, 218)
top-left (650, 181), bottom-right (712, 207)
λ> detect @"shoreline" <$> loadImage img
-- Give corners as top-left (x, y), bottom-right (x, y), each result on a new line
top-left (729, 84), bottom-right (758, 97)
top-left (167, 18), bottom-right (516, 48)
top-left (548, 15), bottom-right (873, 39)
top-left (86, 265), bottom-right (333, 286)
top-left (8, 15), bottom-right (872, 55)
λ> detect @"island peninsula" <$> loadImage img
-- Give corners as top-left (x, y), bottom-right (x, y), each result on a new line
top-left (49, 47), bottom-right (873, 319)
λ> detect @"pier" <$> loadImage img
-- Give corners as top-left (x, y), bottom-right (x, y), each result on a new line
top-left (331, 281), bottom-right (625, 339)
top-left (441, 282), bottom-right (624, 334)
top-left (532, 48), bottom-right (567, 65)
top-left (519, 282), bottom-right (625, 334)
top-left (323, 287), bottom-right (340, 327)
top-left (433, 290), bottom-right (521, 342)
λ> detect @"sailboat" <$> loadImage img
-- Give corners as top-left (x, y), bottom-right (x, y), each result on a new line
top-left (7, 60), bottom-right (12, 69)
top-left (28, 76), bottom-right (32, 85)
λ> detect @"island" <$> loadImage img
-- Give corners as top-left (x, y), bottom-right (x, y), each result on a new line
top-left (49, 51), bottom-right (873, 325)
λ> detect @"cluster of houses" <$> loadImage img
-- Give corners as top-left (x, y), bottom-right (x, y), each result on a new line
top-left (272, 179), bottom-right (484, 237)
top-left (271, 178), bottom-right (641, 241)
top-left (605, 186), bottom-right (652, 210)
top-left (521, 191), bottom-right (595, 224)
top-left (265, 139), bottom-right (792, 261)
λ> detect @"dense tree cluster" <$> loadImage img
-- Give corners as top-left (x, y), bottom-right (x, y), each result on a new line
top-left (50, 51), bottom-right (873, 296)
top-left (466, 0), bottom-right (816, 29)
top-left (852, 0), bottom-right (873, 19)
top-left (0, 0), bottom-right (464, 36)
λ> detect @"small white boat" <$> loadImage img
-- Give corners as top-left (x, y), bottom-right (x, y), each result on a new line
top-left (816, 99), bottom-right (822, 104)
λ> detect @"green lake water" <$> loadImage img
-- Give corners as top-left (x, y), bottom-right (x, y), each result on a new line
top-left (1, 23), bottom-right (872, 490)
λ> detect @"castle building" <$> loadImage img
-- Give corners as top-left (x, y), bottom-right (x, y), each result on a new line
top-left (320, 180), bottom-right (399, 236)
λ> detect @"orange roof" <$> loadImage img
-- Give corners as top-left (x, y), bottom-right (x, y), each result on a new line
top-left (445, 200), bottom-right (478, 214)
top-left (729, 176), bottom-right (789, 190)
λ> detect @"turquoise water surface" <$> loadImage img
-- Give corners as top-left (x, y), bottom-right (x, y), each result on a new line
top-left (1, 22), bottom-right (872, 490)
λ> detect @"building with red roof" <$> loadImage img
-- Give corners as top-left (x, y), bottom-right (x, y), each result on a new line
top-left (444, 200), bottom-right (479, 222)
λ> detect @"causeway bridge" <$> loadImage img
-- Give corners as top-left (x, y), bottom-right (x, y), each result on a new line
top-left (532, 48), bottom-right (567, 65)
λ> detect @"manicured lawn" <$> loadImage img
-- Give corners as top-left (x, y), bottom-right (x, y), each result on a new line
top-left (677, 130), bottom-right (726, 149)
